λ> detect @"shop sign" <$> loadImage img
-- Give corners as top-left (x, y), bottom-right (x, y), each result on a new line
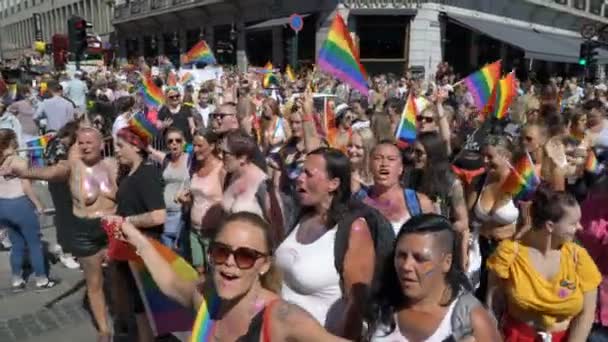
top-left (340, 0), bottom-right (422, 8)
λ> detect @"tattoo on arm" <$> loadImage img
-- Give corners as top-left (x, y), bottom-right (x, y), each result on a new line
top-left (451, 180), bottom-right (466, 208)
top-left (127, 212), bottom-right (160, 228)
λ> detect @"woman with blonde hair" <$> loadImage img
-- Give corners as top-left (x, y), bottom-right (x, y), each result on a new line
top-left (348, 127), bottom-right (376, 197)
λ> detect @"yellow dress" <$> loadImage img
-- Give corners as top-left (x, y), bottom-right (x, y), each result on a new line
top-left (487, 240), bottom-right (601, 329)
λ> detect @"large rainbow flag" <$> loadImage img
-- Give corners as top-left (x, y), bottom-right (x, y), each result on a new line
top-left (183, 40), bottom-right (216, 65)
top-left (488, 71), bottom-right (517, 120)
top-left (140, 76), bottom-right (164, 109)
top-left (395, 92), bottom-right (418, 145)
top-left (501, 152), bottom-right (540, 201)
top-left (461, 60), bottom-right (501, 112)
top-left (130, 239), bottom-right (199, 336)
top-left (318, 14), bottom-right (368, 95)
top-left (26, 133), bottom-right (55, 167)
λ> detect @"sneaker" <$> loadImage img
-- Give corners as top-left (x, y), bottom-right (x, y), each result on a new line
top-left (0, 231), bottom-right (11, 250)
top-left (11, 278), bottom-right (26, 292)
top-left (60, 255), bottom-right (80, 269)
top-left (35, 278), bottom-right (59, 292)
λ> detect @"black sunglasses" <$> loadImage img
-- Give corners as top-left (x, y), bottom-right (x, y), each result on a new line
top-left (208, 242), bottom-right (268, 270)
top-left (168, 138), bottom-right (183, 144)
top-left (212, 112), bottom-right (235, 119)
top-left (168, 95), bottom-right (180, 100)
top-left (417, 116), bottom-right (434, 123)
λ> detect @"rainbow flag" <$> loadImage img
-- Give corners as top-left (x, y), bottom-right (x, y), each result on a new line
top-left (585, 150), bottom-right (601, 174)
top-left (317, 14), bottom-right (368, 95)
top-left (501, 153), bottom-right (540, 201)
top-left (286, 65), bottom-right (296, 82)
top-left (489, 71), bottom-right (517, 120)
top-left (26, 133), bottom-right (55, 167)
top-left (263, 73), bottom-right (280, 88)
top-left (180, 72), bottom-right (194, 85)
top-left (140, 76), bottom-right (164, 109)
top-left (264, 61), bottom-right (273, 71)
top-left (130, 239), bottom-right (198, 336)
top-left (129, 111), bottom-right (159, 143)
top-left (395, 93), bottom-right (418, 144)
top-left (184, 40), bottom-right (216, 65)
top-left (190, 289), bottom-right (221, 341)
top-left (461, 60), bottom-right (501, 112)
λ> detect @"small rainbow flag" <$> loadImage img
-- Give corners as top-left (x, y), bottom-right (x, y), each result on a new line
top-left (318, 14), bottom-right (368, 95)
top-left (488, 71), bottom-right (517, 120)
top-left (26, 133), bottom-right (55, 167)
top-left (130, 239), bottom-right (198, 336)
top-left (129, 111), bottom-right (159, 143)
top-left (501, 152), bottom-right (540, 201)
top-left (585, 150), bottom-right (601, 174)
top-left (461, 60), bottom-right (501, 112)
top-left (180, 72), bottom-right (194, 85)
top-left (263, 73), bottom-right (280, 88)
top-left (395, 92), bottom-right (418, 145)
top-left (286, 65), bottom-right (296, 82)
top-left (140, 76), bottom-right (164, 109)
top-left (190, 288), bottom-right (221, 341)
top-left (264, 61), bottom-right (274, 71)
top-left (183, 40), bottom-right (216, 65)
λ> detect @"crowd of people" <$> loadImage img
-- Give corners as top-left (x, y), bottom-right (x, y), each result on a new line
top-left (0, 57), bottom-right (607, 342)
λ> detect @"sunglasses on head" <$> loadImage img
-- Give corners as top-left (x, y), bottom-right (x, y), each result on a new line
top-left (208, 242), bottom-right (268, 270)
top-left (167, 138), bottom-right (183, 144)
top-left (417, 116), bottom-right (434, 123)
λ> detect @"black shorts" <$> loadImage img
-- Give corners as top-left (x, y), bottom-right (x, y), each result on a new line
top-left (69, 217), bottom-right (107, 258)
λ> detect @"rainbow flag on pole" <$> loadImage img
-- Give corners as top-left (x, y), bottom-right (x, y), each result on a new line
top-left (461, 60), bottom-right (501, 111)
top-left (501, 152), bottom-right (540, 201)
top-left (318, 14), bottom-right (368, 95)
top-left (395, 92), bottom-right (418, 145)
top-left (488, 71), bottom-right (517, 120)
top-left (26, 133), bottom-right (55, 167)
top-left (183, 40), bottom-right (216, 65)
top-left (140, 76), bottom-right (164, 109)
top-left (129, 111), bottom-right (159, 143)
top-left (130, 239), bottom-right (198, 336)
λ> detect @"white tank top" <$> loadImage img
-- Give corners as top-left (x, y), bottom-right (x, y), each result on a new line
top-left (372, 299), bottom-right (457, 342)
top-left (275, 223), bottom-right (344, 330)
top-left (391, 216), bottom-right (409, 236)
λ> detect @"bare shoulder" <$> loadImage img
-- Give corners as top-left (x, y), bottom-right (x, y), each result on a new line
top-left (271, 300), bottom-right (317, 324)
top-left (416, 192), bottom-right (437, 214)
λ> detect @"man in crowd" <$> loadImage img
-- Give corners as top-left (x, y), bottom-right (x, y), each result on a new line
top-left (64, 71), bottom-right (89, 116)
top-left (34, 81), bottom-right (75, 132)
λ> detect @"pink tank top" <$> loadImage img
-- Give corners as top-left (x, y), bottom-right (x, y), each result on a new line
top-left (190, 163), bottom-right (223, 230)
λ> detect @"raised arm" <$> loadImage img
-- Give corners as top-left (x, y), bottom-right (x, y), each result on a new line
top-left (8, 158), bottom-right (71, 182)
top-left (146, 145), bottom-right (167, 164)
top-left (119, 221), bottom-right (197, 308)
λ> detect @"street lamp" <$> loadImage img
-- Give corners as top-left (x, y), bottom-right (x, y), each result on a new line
top-left (229, 23), bottom-right (237, 41)
top-left (172, 32), bottom-right (179, 47)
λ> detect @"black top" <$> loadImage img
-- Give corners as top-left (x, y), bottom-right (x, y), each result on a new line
top-left (117, 162), bottom-right (165, 238)
top-left (158, 105), bottom-right (194, 143)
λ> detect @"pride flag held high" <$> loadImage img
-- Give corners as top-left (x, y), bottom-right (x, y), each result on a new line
top-left (395, 93), bottom-right (418, 145)
top-left (461, 60), bottom-right (501, 112)
top-left (140, 77), bottom-right (164, 109)
top-left (129, 111), bottom-right (159, 143)
top-left (183, 40), bottom-right (216, 65)
top-left (488, 71), bottom-right (517, 120)
top-left (318, 14), bottom-right (368, 95)
top-left (130, 239), bottom-right (198, 336)
top-left (501, 153), bottom-right (540, 201)
top-left (26, 133), bottom-right (55, 167)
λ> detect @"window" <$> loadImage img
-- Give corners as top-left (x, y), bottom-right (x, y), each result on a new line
top-left (590, 0), bottom-right (603, 14)
top-left (357, 16), bottom-right (408, 60)
top-left (573, 0), bottom-right (586, 11)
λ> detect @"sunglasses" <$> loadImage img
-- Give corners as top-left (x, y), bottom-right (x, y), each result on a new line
top-left (417, 116), bottom-right (434, 123)
top-left (168, 138), bottom-right (183, 144)
top-left (208, 242), bottom-right (268, 270)
top-left (168, 95), bottom-right (180, 100)
top-left (213, 113), bottom-right (235, 119)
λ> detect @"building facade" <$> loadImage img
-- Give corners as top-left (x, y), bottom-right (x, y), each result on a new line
top-left (0, 0), bottom-right (114, 59)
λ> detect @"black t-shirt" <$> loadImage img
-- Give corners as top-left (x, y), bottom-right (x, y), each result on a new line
top-left (158, 105), bottom-right (193, 142)
top-left (116, 162), bottom-right (165, 238)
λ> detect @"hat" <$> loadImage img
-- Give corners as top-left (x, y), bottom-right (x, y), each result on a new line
top-left (334, 103), bottom-right (351, 119)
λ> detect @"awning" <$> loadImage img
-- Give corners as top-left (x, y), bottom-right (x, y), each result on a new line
top-left (247, 14), bottom-right (310, 30)
top-left (448, 14), bottom-right (608, 64)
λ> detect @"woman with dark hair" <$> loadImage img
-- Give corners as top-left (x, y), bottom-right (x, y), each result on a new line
top-left (487, 186), bottom-right (601, 341)
top-left (111, 95), bottom-right (135, 139)
top-left (0, 128), bottom-right (55, 291)
top-left (109, 126), bottom-right (167, 342)
top-left (366, 214), bottom-right (499, 341)
top-left (275, 147), bottom-right (376, 339)
top-left (115, 211), bottom-right (347, 341)
top-left (176, 129), bottom-right (225, 273)
top-left (407, 131), bottom-right (469, 269)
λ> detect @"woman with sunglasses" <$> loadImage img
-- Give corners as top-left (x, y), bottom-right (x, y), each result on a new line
top-left (109, 125), bottom-right (167, 342)
top-left (276, 148), bottom-right (378, 340)
top-left (116, 211), bottom-right (348, 342)
top-left (365, 214), bottom-right (500, 341)
top-left (158, 87), bottom-right (196, 144)
top-left (406, 132), bottom-right (469, 270)
top-left (147, 127), bottom-right (190, 252)
top-left (418, 88), bottom-right (452, 154)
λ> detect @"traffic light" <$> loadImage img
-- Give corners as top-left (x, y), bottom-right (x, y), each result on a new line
top-left (579, 41), bottom-right (600, 67)
top-left (68, 16), bottom-right (91, 58)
